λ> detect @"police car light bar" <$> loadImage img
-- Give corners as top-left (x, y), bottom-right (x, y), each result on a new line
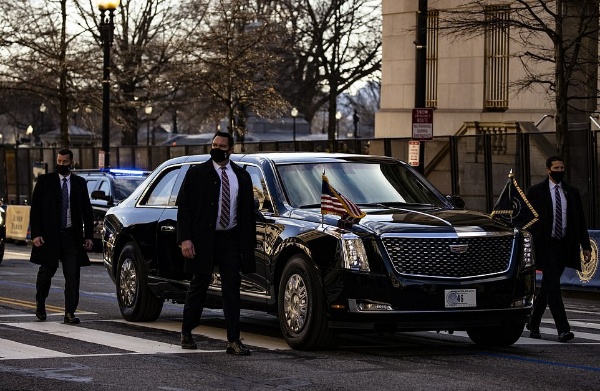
top-left (100, 168), bottom-right (149, 176)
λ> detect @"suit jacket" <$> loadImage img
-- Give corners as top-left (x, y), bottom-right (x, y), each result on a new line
top-left (176, 159), bottom-right (257, 274)
top-left (29, 171), bottom-right (94, 267)
top-left (526, 177), bottom-right (591, 271)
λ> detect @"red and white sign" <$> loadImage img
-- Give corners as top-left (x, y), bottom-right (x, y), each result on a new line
top-left (408, 140), bottom-right (420, 166)
top-left (98, 151), bottom-right (105, 168)
top-left (412, 108), bottom-right (433, 140)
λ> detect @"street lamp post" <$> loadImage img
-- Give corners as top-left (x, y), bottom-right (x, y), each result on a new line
top-left (26, 126), bottom-right (34, 145)
top-left (335, 111), bottom-right (342, 140)
top-left (97, 0), bottom-right (120, 168)
top-left (145, 105), bottom-right (153, 146)
top-left (291, 107), bottom-right (298, 151)
top-left (39, 103), bottom-right (46, 145)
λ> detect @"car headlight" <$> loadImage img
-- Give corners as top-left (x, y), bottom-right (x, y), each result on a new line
top-left (341, 233), bottom-right (369, 272)
top-left (521, 230), bottom-right (534, 269)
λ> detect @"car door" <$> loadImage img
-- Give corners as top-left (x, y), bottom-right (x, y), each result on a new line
top-left (144, 164), bottom-right (190, 281)
top-left (237, 164), bottom-right (273, 306)
top-left (155, 164), bottom-right (191, 281)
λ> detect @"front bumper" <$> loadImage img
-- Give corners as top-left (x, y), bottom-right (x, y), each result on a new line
top-left (324, 268), bottom-right (535, 331)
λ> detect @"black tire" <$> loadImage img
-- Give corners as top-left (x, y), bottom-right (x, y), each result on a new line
top-left (278, 254), bottom-right (337, 350)
top-left (116, 242), bottom-right (163, 321)
top-left (467, 321), bottom-right (525, 347)
top-left (0, 237), bottom-right (4, 265)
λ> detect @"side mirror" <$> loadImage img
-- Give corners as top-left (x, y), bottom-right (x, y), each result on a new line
top-left (446, 195), bottom-right (465, 209)
top-left (91, 190), bottom-right (111, 202)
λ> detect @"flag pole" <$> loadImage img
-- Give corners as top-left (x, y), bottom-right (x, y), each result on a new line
top-left (321, 169), bottom-right (325, 226)
top-left (508, 169), bottom-right (513, 224)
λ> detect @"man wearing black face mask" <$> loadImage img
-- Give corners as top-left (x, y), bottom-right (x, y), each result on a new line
top-left (29, 148), bottom-right (94, 324)
top-left (176, 131), bottom-right (256, 355)
top-left (526, 155), bottom-right (591, 342)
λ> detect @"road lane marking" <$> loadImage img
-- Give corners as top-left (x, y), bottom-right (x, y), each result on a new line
top-left (0, 339), bottom-right (73, 360)
top-left (0, 297), bottom-right (65, 312)
top-left (109, 319), bottom-right (291, 351)
top-left (569, 320), bottom-right (600, 330)
top-left (0, 322), bottom-right (221, 360)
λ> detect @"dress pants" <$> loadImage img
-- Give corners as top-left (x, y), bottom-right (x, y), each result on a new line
top-left (182, 229), bottom-right (242, 343)
top-left (35, 230), bottom-right (81, 314)
top-left (529, 238), bottom-right (570, 334)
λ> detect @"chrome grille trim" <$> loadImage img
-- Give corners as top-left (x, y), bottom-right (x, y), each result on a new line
top-left (381, 233), bottom-right (514, 279)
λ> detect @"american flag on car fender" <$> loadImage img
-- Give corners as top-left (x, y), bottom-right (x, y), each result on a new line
top-left (321, 174), bottom-right (366, 219)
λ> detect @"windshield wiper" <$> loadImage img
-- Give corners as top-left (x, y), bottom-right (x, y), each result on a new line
top-left (297, 204), bottom-right (321, 209)
top-left (359, 202), bottom-right (434, 208)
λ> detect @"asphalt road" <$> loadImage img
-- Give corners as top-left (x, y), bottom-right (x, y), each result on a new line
top-left (1, 243), bottom-right (600, 391)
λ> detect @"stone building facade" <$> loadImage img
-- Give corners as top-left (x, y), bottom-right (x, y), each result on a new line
top-left (375, 1), bottom-right (598, 139)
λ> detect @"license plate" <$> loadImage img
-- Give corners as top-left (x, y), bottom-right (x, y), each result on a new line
top-left (444, 289), bottom-right (476, 308)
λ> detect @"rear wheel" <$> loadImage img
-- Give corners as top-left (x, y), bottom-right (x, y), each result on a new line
top-left (278, 254), bottom-right (337, 350)
top-left (116, 242), bottom-right (163, 321)
top-left (467, 321), bottom-right (525, 347)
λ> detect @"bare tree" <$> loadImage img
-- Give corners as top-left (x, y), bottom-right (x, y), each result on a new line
top-left (75, 0), bottom-right (212, 145)
top-left (438, 0), bottom-right (599, 158)
top-left (0, 0), bottom-right (91, 147)
top-left (179, 0), bottom-right (288, 142)
top-left (277, 0), bottom-right (381, 149)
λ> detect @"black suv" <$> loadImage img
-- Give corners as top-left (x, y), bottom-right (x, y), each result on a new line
top-left (74, 168), bottom-right (150, 248)
top-left (102, 153), bottom-right (535, 350)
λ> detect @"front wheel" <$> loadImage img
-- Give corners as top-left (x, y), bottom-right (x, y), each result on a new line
top-left (278, 254), bottom-right (337, 350)
top-left (467, 321), bottom-right (525, 347)
top-left (116, 242), bottom-right (163, 321)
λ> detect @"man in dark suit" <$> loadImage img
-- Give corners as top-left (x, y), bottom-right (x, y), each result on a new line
top-left (526, 155), bottom-right (591, 342)
top-left (176, 131), bottom-right (256, 355)
top-left (30, 148), bottom-right (94, 324)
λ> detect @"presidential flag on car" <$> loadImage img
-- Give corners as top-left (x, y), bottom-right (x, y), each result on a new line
top-left (321, 174), bottom-right (366, 220)
top-left (490, 170), bottom-right (538, 230)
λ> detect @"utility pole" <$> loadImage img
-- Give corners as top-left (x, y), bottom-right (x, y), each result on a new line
top-left (415, 0), bottom-right (428, 174)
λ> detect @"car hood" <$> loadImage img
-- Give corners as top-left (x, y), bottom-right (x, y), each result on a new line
top-left (294, 207), bottom-right (511, 236)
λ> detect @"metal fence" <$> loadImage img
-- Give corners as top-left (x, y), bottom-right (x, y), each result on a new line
top-left (2, 129), bottom-right (598, 229)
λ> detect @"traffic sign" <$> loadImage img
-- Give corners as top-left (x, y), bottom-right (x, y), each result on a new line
top-left (408, 140), bottom-right (420, 166)
top-left (412, 108), bottom-right (433, 140)
top-left (98, 151), bottom-right (105, 168)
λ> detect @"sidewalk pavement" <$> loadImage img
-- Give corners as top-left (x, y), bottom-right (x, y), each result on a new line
top-left (5, 242), bottom-right (104, 264)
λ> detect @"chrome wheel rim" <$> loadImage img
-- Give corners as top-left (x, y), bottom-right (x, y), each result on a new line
top-left (119, 257), bottom-right (137, 307)
top-left (283, 273), bottom-right (308, 333)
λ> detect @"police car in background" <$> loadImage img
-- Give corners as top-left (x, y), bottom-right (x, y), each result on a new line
top-left (74, 168), bottom-right (150, 250)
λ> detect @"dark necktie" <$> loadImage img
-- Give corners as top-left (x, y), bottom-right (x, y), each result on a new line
top-left (61, 178), bottom-right (69, 229)
top-left (219, 167), bottom-right (230, 229)
top-left (554, 184), bottom-right (563, 239)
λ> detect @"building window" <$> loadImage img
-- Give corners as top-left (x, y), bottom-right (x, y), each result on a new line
top-left (426, 10), bottom-right (439, 108)
top-left (484, 5), bottom-right (510, 110)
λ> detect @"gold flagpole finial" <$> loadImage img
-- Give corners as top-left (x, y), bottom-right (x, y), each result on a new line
top-left (508, 169), bottom-right (513, 178)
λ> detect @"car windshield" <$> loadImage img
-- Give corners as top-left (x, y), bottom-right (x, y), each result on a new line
top-left (113, 177), bottom-right (146, 200)
top-left (277, 161), bottom-right (447, 209)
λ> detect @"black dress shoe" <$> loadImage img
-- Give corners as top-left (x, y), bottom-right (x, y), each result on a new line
top-left (226, 340), bottom-right (251, 356)
top-left (63, 313), bottom-right (80, 325)
top-left (558, 331), bottom-right (574, 342)
top-left (35, 302), bottom-right (46, 321)
top-left (181, 332), bottom-right (197, 350)
top-left (526, 323), bottom-right (541, 339)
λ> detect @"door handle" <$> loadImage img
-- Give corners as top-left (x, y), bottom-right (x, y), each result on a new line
top-left (160, 225), bottom-right (175, 232)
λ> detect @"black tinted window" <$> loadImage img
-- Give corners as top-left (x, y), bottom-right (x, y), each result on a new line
top-left (114, 177), bottom-right (146, 200)
top-left (245, 165), bottom-right (273, 213)
top-left (277, 162), bottom-right (446, 208)
top-left (86, 179), bottom-right (97, 194)
top-left (143, 168), bottom-right (180, 206)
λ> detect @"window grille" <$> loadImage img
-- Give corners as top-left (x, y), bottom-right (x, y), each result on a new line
top-left (426, 10), bottom-right (439, 108)
top-left (484, 5), bottom-right (510, 110)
